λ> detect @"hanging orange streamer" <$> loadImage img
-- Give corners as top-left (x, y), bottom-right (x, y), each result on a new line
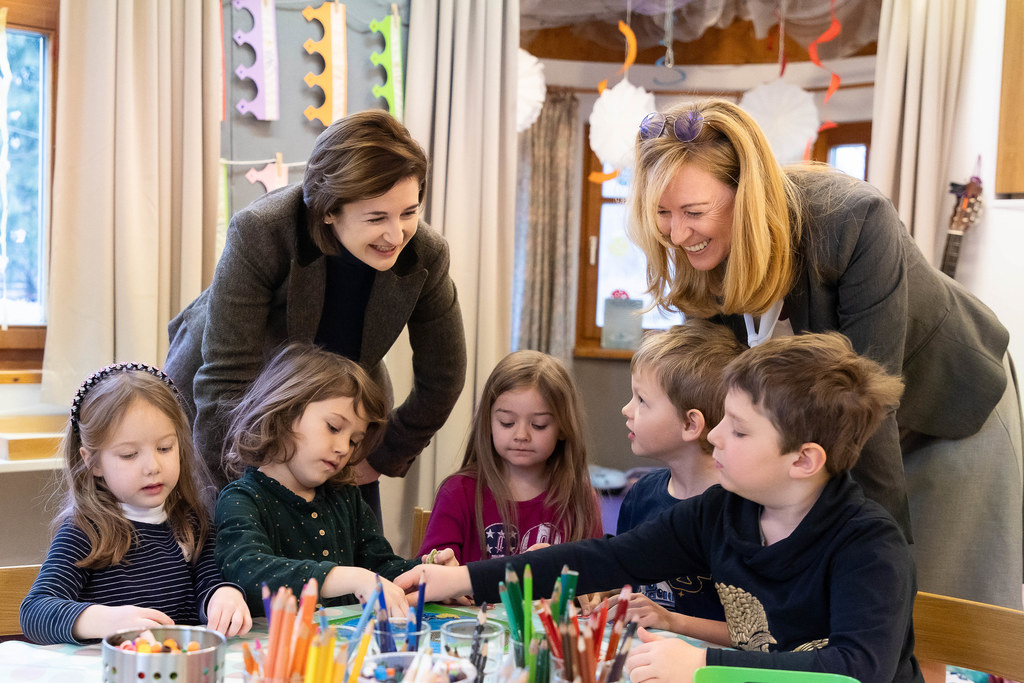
top-left (597, 20), bottom-right (638, 94)
top-left (807, 0), bottom-right (842, 103)
top-left (588, 170), bottom-right (619, 184)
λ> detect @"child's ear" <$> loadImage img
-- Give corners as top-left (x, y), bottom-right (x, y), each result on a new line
top-left (680, 409), bottom-right (706, 442)
top-left (81, 447), bottom-right (103, 478)
top-left (790, 442), bottom-right (827, 479)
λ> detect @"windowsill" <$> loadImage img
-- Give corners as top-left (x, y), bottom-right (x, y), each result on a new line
top-left (573, 344), bottom-right (634, 360)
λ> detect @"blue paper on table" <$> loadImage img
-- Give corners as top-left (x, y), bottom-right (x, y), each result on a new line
top-left (601, 298), bottom-right (643, 350)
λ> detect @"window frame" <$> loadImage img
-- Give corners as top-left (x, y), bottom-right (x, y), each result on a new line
top-left (573, 119), bottom-right (872, 359)
top-left (0, 0), bottom-right (58, 372)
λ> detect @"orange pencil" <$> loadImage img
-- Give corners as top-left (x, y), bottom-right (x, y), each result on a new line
top-left (242, 641), bottom-right (258, 675)
top-left (298, 578), bottom-right (319, 630)
top-left (272, 597), bottom-right (298, 680)
top-left (288, 619), bottom-right (313, 677)
top-left (263, 589), bottom-right (286, 676)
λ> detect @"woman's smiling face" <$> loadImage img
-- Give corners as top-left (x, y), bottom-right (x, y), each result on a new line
top-left (655, 163), bottom-right (737, 271)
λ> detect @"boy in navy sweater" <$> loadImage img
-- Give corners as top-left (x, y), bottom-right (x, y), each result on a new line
top-left (612, 320), bottom-right (744, 645)
top-left (398, 332), bottom-right (921, 682)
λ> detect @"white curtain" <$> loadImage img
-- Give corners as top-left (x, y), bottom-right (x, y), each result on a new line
top-left (39, 0), bottom-right (221, 406)
top-left (379, 0), bottom-right (520, 553)
top-left (868, 0), bottom-right (975, 265)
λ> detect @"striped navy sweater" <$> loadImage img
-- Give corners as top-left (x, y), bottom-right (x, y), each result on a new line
top-left (20, 519), bottom-right (235, 644)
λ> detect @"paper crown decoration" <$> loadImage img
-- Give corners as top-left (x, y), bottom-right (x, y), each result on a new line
top-left (517, 49), bottom-right (546, 133)
top-left (739, 80), bottom-right (821, 165)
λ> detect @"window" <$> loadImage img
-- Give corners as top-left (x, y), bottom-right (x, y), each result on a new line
top-left (0, 1), bottom-right (57, 371)
top-left (575, 119), bottom-right (872, 358)
top-left (575, 135), bottom-right (683, 358)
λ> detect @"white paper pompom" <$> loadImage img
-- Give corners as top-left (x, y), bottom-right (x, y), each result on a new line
top-left (588, 78), bottom-right (656, 171)
top-left (740, 80), bottom-right (821, 165)
top-left (518, 49), bottom-right (546, 133)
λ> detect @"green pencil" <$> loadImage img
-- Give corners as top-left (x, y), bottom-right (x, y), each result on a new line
top-left (523, 564), bottom-right (534, 650)
top-left (505, 564), bottom-right (525, 642)
top-left (498, 581), bottom-right (522, 644)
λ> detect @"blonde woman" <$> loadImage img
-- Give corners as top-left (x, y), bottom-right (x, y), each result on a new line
top-left (627, 97), bottom-right (1021, 610)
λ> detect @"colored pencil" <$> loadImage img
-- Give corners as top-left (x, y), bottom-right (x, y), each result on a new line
top-left (271, 597), bottom-right (297, 680)
top-left (413, 569), bottom-right (426, 650)
top-left (346, 627), bottom-right (373, 683)
top-left (605, 621), bottom-right (638, 683)
top-left (505, 564), bottom-right (525, 640)
top-left (523, 564), bottom-right (533, 651)
top-left (593, 597), bottom-right (609, 652)
top-left (349, 584), bottom-right (380, 649)
top-left (241, 641), bottom-right (258, 675)
top-left (498, 581), bottom-right (522, 646)
top-left (262, 582), bottom-right (273, 627)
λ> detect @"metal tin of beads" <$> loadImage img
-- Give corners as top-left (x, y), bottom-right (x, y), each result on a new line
top-left (101, 625), bottom-right (226, 683)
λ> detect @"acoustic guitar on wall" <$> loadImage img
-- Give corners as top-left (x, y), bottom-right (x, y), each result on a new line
top-left (940, 172), bottom-right (983, 279)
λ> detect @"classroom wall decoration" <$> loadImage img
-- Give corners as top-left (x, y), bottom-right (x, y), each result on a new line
top-left (302, 1), bottom-right (348, 127)
top-left (245, 154), bottom-right (291, 194)
top-left (369, 8), bottom-right (404, 121)
top-left (233, 0), bottom-right (281, 121)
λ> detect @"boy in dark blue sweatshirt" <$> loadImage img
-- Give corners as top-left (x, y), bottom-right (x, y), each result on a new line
top-left (398, 332), bottom-right (921, 682)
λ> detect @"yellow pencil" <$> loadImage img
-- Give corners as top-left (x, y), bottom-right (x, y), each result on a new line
top-left (305, 631), bottom-right (323, 683)
top-left (321, 626), bottom-right (337, 683)
top-left (346, 628), bottom-right (372, 683)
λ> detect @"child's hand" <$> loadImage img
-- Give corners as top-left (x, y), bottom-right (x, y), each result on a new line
top-left (624, 593), bottom-right (672, 631)
top-left (206, 586), bottom-right (252, 637)
top-left (72, 604), bottom-right (175, 641)
top-left (325, 567), bottom-right (407, 619)
top-left (524, 542), bottom-right (550, 552)
top-left (576, 591), bottom-right (613, 616)
top-left (426, 548), bottom-right (460, 567)
top-left (394, 564), bottom-right (472, 604)
top-left (625, 626), bottom-right (706, 683)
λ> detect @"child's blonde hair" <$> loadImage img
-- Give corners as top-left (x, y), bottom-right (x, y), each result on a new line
top-left (56, 365), bottom-right (213, 568)
top-left (223, 343), bottom-right (388, 485)
top-left (454, 350), bottom-right (597, 557)
top-left (631, 320), bottom-right (747, 453)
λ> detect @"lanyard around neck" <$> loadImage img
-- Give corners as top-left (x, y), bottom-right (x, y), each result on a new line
top-left (743, 299), bottom-right (785, 348)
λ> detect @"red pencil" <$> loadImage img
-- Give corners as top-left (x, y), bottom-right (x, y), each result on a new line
top-left (593, 597), bottom-right (609, 656)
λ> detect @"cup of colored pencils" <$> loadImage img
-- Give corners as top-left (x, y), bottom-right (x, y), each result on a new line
top-left (242, 578), bottom-right (364, 683)
top-left (498, 565), bottom-right (637, 683)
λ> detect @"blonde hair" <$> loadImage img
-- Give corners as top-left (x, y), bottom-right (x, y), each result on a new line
top-left (223, 343), bottom-right (388, 486)
top-left (627, 98), bottom-right (802, 317)
top-left (631, 320), bottom-right (747, 453)
top-left (453, 350), bottom-right (598, 557)
top-left (722, 332), bottom-right (904, 476)
top-left (56, 369), bottom-right (214, 569)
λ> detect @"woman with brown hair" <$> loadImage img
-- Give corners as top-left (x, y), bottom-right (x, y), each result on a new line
top-left (165, 110), bottom-right (467, 524)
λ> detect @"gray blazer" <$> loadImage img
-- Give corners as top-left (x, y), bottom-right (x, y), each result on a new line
top-left (165, 185), bottom-right (467, 482)
top-left (715, 170), bottom-right (1009, 534)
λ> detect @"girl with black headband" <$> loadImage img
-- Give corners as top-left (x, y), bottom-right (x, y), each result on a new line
top-left (19, 363), bottom-right (251, 644)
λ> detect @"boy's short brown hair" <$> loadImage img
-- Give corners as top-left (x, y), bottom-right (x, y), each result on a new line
top-left (631, 319), bottom-right (747, 453)
top-left (722, 332), bottom-right (904, 475)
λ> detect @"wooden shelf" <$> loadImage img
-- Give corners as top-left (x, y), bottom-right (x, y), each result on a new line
top-left (0, 457), bottom-right (62, 473)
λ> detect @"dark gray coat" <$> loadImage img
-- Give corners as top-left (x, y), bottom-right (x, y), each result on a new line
top-left (715, 170), bottom-right (1009, 535)
top-left (165, 185), bottom-right (467, 483)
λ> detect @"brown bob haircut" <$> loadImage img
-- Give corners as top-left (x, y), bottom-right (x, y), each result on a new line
top-left (302, 109), bottom-right (428, 255)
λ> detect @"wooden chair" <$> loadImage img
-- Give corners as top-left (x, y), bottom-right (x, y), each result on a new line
top-left (913, 590), bottom-right (1024, 681)
top-left (411, 506), bottom-right (431, 556)
top-left (0, 564), bottom-right (40, 637)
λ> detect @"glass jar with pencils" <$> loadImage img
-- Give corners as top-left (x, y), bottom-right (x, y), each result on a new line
top-left (440, 618), bottom-right (507, 682)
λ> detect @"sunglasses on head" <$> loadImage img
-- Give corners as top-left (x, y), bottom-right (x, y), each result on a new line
top-left (639, 111), bottom-right (705, 143)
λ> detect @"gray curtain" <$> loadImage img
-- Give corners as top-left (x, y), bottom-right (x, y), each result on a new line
top-left (515, 88), bottom-right (581, 361)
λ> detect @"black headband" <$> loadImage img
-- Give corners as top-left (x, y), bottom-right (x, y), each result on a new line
top-left (70, 362), bottom-right (180, 433)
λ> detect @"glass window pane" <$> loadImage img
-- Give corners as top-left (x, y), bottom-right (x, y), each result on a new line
top-left (829, 144), bottom-right (867, 180)
top-left (595, 202), bottom-right (681, 330)
top-left (600, 162), bottom-right (630, 199)
top-left (1, 28), bottom-right (47, 325)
